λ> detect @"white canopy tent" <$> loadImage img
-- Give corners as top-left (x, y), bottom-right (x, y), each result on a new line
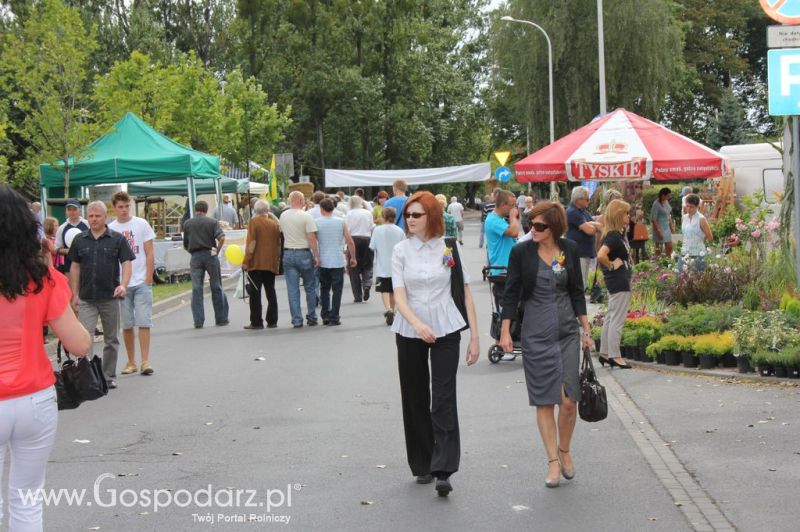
top-left (324, 162), bottom-right (491, 187)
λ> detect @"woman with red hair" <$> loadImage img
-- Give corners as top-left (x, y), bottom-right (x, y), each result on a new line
top-left (391, 191), bottom-right (480, 497)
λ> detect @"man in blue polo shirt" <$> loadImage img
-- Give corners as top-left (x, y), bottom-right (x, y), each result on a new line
top-left (383, 179), bottom-right (409, 230)
top-left (485, 189), bottom-right (520, 309)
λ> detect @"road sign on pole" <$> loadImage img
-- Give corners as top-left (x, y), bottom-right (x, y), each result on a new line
top-left (495, 166), bottom-right (511, 183)
top-left (768, 48), bottom-right (800, 115)
top-left (493, 151), bottom-right (511, 167)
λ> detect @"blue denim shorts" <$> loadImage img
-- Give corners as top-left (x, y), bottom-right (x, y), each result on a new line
top-left (120, 284), bottom-right (153, 329)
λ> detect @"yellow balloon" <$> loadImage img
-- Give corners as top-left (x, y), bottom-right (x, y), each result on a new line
top-left (225, 244), bottom-right (244, 266)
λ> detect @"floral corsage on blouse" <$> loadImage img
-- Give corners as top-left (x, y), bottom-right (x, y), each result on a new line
top-left (443, 245), bottom-right (456, 268)
top-left (551, 252), bottom-right (566, 275)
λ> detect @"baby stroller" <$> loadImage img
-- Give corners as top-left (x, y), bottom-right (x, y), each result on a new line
top-left (482, 265), bottom-right (523, 363)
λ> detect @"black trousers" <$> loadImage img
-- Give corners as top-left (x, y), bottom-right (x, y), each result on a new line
top-left (347, 236), bottom-right (374, 301)
top-left (246, 270), bottom-right (278, 327)
top-left (396, 331), bottom-right (461, 478)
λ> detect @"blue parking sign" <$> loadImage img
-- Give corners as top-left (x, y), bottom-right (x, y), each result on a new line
top-left (768, 48), bottom-right (800, 116)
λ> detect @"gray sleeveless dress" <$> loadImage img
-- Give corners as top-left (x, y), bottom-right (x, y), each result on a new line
top-left (521, 258), bottom-right (581, 406)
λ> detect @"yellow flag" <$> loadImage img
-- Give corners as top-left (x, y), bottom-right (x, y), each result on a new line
top-left (269, 154), bottom-right (277, 200)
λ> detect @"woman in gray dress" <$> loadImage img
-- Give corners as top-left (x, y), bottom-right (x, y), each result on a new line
top-left (499, 201), bottom-right (593, 488)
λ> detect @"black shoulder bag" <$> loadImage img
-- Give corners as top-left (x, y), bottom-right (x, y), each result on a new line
top-left (578, 347), bottom-right (608, 422)
top-left (55, 342), bottom-right (108, 410)
top-left (445, 238), bottom-right (469, 332)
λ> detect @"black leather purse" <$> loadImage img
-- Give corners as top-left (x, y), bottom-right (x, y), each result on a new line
top-left (54, 342), bottom-right (108, 410)
top-left (578, 347), bottom-right (608, 422)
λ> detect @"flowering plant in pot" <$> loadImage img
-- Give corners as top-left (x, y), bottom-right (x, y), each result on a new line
top-left (677, 336), bottom-right (699, 368)
top-left (658, 335), bottom-right (683, 366)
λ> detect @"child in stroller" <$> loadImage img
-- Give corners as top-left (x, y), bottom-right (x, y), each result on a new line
top-left (483, 265), bottom-right (522, 363)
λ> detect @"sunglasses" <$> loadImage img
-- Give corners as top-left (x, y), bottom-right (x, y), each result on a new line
top-left (404, 211), bottom-right (426, 219)
top-left (531, 222), bottom-right (550, 232)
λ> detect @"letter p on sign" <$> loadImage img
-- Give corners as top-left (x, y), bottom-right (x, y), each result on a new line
top-left (768, 48), bottom-right (800, 115)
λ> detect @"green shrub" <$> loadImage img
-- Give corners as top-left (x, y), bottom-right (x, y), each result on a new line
top-left (785, 299), bottom-right (800, 320)
top-left (663, 304), bottom-right (742, 336)
top-left (743, 284), bottom-right (761, 311)
top-left (645, 344), bottom-right (658, 360)
top-left (592, 326), bottom-right (602, 341)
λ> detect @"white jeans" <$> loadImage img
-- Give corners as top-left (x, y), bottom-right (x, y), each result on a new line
top-left (0, 386), bottom-right (58, 532)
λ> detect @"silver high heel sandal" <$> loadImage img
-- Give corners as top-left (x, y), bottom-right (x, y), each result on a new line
top-left (545, 458), bottom-right (560, 488)
top-left (559, 448), bottom-right (575, 480)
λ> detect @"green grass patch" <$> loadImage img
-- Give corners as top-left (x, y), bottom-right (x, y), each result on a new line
top-left (152, 281), bottom-right (192, 302)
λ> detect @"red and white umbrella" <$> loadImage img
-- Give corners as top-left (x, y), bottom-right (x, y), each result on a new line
top-left (514, 109), bottom-right (729, 183)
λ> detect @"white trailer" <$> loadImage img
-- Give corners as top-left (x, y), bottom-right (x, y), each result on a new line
top-left (719, 143), bottom-right (784, 204)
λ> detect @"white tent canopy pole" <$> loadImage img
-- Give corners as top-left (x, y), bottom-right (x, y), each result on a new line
top-left (324, 162), bottom-right (491, 188)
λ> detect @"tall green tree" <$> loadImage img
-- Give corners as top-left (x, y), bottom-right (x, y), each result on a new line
top-left (491, 0), bottom-right (684, 152)
top-left (707, 89), bottom-right (750, 150)
top-left (0, 0), bottom-right (99, 192)
top-left (218, 70), bottom-right (292, 172)
top-left (94, 51), bottom-right (291, 168)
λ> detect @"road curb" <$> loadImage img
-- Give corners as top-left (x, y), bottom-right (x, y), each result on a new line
top-left (624, 359), bottom-right (800, 386)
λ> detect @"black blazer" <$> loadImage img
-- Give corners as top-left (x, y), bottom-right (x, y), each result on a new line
top-left (500, 237), bottom-right (587, 321)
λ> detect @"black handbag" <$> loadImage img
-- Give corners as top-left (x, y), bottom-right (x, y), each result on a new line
top-left (54, 342), bottom-right (108, 410)
top-left (578, 347), bottom-right (608, 422)
top-left (445, 238), bottom-right (469, 332)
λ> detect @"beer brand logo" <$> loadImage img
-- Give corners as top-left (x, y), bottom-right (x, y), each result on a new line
top-left (760, 0), bottom-right (800, 25)
top-left (594, 139), bottom-right (628, 155)
top-left (570, 157), bottom-right (647, 181)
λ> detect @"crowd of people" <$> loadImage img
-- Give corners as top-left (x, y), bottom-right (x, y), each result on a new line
top-left (2, 177), bottom-right (711, 528)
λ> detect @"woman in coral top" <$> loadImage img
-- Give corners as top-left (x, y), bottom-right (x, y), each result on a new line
top-left (0, 185), bottom-right (91, 531)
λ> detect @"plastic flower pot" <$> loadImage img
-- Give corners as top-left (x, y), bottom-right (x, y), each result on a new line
top-left (721, 353), bottom-right (737, 368)
top-left (790, 366), bottom-right (800, 379)
top-left (698, 354), bottom-right (717, 370)
top-left (759, 365), bottom-right (774, 377)
top-left (737, 355), bottom-right (754, 374)
top-left (681, 351), bottom-right (699, 368)
top-left (638, 346), bottom-right (651, 362)
top-left (594, 339), bottom-right (601, 353)
top-left (664, 349), bottom-right (681, 366)
top-left (656, 351), bottom-right (666, 364)
top-left (774, 365), bottom-right (788, 378)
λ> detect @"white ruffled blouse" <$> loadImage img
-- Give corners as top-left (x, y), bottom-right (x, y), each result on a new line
top-left (391, 236), bottom-right (470, 339)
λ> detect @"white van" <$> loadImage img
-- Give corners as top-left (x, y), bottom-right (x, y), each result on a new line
top-left (719, 143), bottom-right (784, 204)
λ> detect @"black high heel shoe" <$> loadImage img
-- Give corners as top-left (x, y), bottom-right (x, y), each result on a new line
top-left (598, 355), bottom-right (609, 367)
top-left (608, 358), bottom-right (632, 369)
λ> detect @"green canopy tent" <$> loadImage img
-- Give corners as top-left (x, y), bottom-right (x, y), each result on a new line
top-left (39, 112), bottom-right (220, 217)
top-left (127, 177), bottom-right (249, 197)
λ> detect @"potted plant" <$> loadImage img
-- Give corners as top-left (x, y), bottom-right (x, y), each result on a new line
top-left (693, 334), bottom-right (718, 370)
top-left (751, 350), bottom-right (774, 377)
top-left (592, 326), bottom-right (602, 353)
top-left (660, 335), bottom-right (682, 366)
top-left (645, 342), bottom-right (661, 363)
top-left (718, 332), bottom-right (737, 368)
top-left (621, 329), bottom-right (638, 360)
top-left (679, 336), bottom-right (699, 368)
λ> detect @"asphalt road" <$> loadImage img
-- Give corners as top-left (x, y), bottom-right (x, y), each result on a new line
top-left (30, 217), bottom-right (797, 531)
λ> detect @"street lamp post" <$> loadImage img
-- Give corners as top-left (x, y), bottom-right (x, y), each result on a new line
top-left (501, 15), bottom-right (557, 201)
top-left (597, 0), bottom-right (607, 116)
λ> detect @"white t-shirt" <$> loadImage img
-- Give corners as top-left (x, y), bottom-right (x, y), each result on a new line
top-left (448, 202), bottom-right (464, 222)
top-left (369, 223), bottom-right (406, 278)
top-left (279, 208), bottom-right (317, 249)
top-left (346, 208), bottom-right (375, 237)
top-left (108, 217), bottom-right (156, 287)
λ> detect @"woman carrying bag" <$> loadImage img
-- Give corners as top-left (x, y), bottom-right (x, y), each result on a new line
top-left (0, 185), bottom-right (92, 531)
top-left (499, 201), bottom-right (593, 488)
top-left (391, 191), bottom-right (480, 497)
